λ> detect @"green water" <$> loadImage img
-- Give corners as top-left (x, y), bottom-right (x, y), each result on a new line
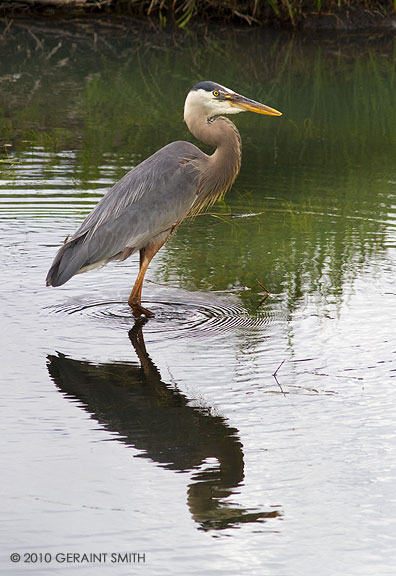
top-left (1, 20), bottom-right (395, 576)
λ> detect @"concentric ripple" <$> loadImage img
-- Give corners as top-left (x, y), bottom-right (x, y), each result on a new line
top-left (45, 290), bottom-right (275, 338)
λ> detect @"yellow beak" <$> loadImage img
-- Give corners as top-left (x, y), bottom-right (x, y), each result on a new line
top-left (230, 94), bottom-right (282, 116)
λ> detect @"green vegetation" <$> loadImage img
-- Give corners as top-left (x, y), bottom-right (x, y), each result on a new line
top-left (1, 0), bottom-right (395, 27)
top-left (143, 0), bottom-right (396, 28)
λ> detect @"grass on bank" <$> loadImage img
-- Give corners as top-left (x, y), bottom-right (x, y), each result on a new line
top-left (1, 0), bottom-right (396, 27)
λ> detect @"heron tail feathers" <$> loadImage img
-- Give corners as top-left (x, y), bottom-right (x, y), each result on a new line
top-left (46, 236), bottom-right (89, 287)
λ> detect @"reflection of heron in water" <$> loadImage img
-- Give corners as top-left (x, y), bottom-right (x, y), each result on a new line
top-left (47, 319), bottom-right (281, 530)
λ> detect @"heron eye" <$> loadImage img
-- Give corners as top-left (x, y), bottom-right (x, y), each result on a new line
top-left (212, 90), bottom-right (220, 97)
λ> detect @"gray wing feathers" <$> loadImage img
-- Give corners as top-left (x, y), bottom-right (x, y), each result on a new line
top-left (46, 142), bottom-right (203, 287)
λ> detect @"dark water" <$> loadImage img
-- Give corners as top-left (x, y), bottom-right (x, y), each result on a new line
top-left (1, 20), bottom-right (396, 575)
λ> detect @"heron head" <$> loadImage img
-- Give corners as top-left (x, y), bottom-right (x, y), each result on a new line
top-left (184, 81), bottom-right (282, 120)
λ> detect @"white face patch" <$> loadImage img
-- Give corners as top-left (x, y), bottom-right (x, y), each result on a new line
top-left (184, 87), bottom-right (245, 121)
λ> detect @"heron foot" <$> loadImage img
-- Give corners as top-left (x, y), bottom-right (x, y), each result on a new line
top-left (128, 297), bottom-right (155, 318)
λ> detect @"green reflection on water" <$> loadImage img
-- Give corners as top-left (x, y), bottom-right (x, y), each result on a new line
top-left (0, 22), bottom-right (395, 310)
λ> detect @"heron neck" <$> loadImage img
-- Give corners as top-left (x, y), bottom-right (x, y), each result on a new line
top-left (186, 114), bottom-right (242, 196)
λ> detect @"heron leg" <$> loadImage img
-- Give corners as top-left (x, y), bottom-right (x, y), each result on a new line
top-left (128, 235), bottom-right (168, 318)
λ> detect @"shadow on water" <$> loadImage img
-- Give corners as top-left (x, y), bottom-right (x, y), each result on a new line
top-left (47, 319), bottom-right (280, 532)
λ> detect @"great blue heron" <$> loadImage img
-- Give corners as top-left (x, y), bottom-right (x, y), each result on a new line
top-left (46, 81), bottom-right (282, 317)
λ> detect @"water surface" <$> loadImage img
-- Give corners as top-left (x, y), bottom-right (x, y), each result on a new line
top-left (1, 21), bottom-right (396, 575)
